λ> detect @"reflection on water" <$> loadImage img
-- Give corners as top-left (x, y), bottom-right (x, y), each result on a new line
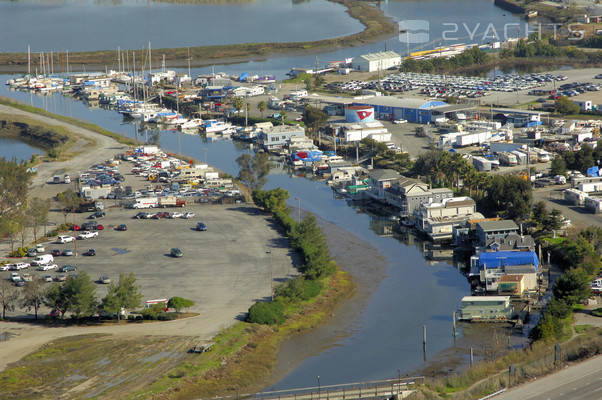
top-left (0, 0), bottom-right (362, 52)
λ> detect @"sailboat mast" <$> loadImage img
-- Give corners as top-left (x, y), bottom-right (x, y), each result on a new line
top-left (27, 45), bottom-right (31, 75)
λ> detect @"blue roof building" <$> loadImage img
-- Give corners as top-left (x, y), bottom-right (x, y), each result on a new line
top-left (478, 251), bottom-right (539, 271)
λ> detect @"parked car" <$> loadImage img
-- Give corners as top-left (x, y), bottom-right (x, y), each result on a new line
top-left (15, 280), bottom-right (25, 287)
top-left (152, 212), bottom-right (170, 219)
top-left (0, 264), bottom-right (10, 271)
top-left (26, 248), bottom-right (37, 257)
top-left (62, 249), bottom-right (73, 257)
top-left (35, 244), bottom-right (45, 253)
top-left (22, 273), bottom-right (33, 282)
top-left (81, 222), bottom-right (97, 230)
top-left (60, 264), bottom-right (77, 272)
top-left (88, 211), bottom-right (106, 219)
top-left (116, 224), bottom-right (128, 231)
top-left (10, 272), bottom-right (22, 282)
top-left (77, 231), bottom-right (98, 240)
top-left (98, 275), bottom-right (111, 284)
top-left (56, 235), bottom-right (75, 244)
top-left (196, 222), bottom-right (207, 231)
top-left (169, 212), bottom-right (183, 219)
top-left (170, 248), bottom-right (183, 258)
top-left (84, 249), bottom-right (96, 256)
top-left (55, 274), bottom-right (67, 282)
top-left (51, 249), bottom-right (62, 257)
top-left (49, 309), bottom-right (63, 317)
top-left (71, 224), bottom-right (81, 231)
top-left (182, 212), bottom-right (195, 219)
top-left (10, 262), bottom-right (30, 270)
top-left (43, 274), bottom-right (53, 282)
top-left (38, 263), bottom-right (58, 271)
top-left (96, 224), bottom-right (104, 230)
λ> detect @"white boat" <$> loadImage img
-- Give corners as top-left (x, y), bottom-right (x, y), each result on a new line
top-left (204, 120), bottom-right (232, 133)
top-left (180, 118), bottom-right (204, 130)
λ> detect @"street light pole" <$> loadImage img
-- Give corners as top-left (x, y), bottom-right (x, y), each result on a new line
top-left (317, 376), bottom-right (320, 400)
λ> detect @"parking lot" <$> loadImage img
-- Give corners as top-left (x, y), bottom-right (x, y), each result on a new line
top-left (2, 202), bottom-right (298, 322)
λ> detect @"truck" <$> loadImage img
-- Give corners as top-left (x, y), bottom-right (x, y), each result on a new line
top-left (159, 196), bottom-right (186, 208)
top-left (131, 197), bottom-right (159, 209)
top-left (498, 152), bottom-right (518, 166)
top-left (454, 131), bottom-right (491, 147)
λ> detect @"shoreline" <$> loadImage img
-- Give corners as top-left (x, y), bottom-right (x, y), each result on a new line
top-left (0, 0), bottom-right (398, 73)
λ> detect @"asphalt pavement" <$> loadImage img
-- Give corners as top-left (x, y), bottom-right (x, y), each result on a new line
top-left (494, 355), bottom-right (602, 400)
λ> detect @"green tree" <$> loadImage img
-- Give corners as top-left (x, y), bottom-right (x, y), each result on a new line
top-left (21, 279), bottom-right (45, 319)
top-left (302, 105), bottom-right (328, 135)
top-left (232, 96), bottom-right (244, 115)
top-left (252, 188), bottom-right (290, 212)
top-left (236, 152), bottom-right (270, 190)
top-left (303, 75), bottom-right (313, 90)
top-left (555, 96), bottom-right (579, 115)
top-left (63, 272), bottom-right (97, 318)
top-left (257, 100), bottom-right (266, 117)
top-left (0, 157), bottom-right (32, 220)
top-left (56, 188), bottom-right (81, 225)
top-left (291, 214), bottom-right (334, 279)
top-left (550, 156), bottom-right (567, 176)
top-left (0, 279), bottom-right (19, 319)
top-left (28, 197), bottom-right (50, 241)
top-left (45, 272), bottom-right (97, 319)
top-left (167, 296), bottom-right (195, 313)
top-left (101, 272), bottom-right (143, 321)
top-left (532, 201), bottom-right (549, 226)
top-left (44, 283), bottom-right (69, 319)
top-left (553, 268), bottom-right (591, 306)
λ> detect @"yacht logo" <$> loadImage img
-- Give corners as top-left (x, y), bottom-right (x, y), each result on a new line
top-left (399, 20), bottom-right (430, 44)
top-left (357, 110), bottom-right (373, 120)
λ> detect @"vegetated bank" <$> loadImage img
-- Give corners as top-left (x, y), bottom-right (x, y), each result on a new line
top-left (0, 97), bottom-right (139, 147)
top-left (0, 113), bottom-right (78, 161)
top-left (0, 0), bottom-right (397, 73)
top-left (130, 188), bottom-right (354, 399)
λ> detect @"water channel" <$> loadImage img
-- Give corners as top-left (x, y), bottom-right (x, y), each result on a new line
top-left (0, 80), bottom-right (533, 388)
top-left (0, 137), bottom-right (42, 161)
top-left (0, 0), bottom-right (528, 389)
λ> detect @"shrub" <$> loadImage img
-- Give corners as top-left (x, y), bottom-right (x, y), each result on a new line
top-left (276, 277), bottom-right (322, 301)
top-left (247, 301), bottom-right (285, 325)
top-left (167, 296), bottom-right (195, 312)
top-left (8, 247), bottom-right (29, 257)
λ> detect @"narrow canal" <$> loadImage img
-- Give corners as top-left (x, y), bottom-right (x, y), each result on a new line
top-left (0, 80), bottom-right (532, 388)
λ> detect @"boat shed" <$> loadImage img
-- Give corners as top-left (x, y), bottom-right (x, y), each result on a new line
top-left (353, 98), bottom-right (476, 124)
top-left (459, 296), bottom-right (513, 321)
top-left (352, 51), bottom-right (402, 72)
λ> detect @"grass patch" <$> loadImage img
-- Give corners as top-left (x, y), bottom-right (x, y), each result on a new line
top-left (0, 96), bottom-right (139, 147)
top-left (575, 324), bottom-right (593, 334)
top-left (130, 267), bottom-right (354, 400)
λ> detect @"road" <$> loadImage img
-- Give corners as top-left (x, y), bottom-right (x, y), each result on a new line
top-left (532, 185), bottom-right (602, 230)
top-left (495, 355), bottom-right (602, 400)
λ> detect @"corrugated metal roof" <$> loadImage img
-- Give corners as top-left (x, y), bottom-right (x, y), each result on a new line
top-left (359, 51), bottom-right (401, 61)
top-left (369, 169), bottom-right (400, 181)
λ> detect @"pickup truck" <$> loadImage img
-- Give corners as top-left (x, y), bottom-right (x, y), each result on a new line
top-left (77, 231), bottom-right (99, 240)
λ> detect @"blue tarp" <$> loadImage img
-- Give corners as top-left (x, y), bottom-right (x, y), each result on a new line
top-left (587, 166), bottom-right (599, 177)
top-left (478, 251), bottom-right (539, 271)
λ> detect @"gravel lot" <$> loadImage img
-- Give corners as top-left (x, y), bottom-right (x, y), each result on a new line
top-left (2, 203), bottom-right (297, 318)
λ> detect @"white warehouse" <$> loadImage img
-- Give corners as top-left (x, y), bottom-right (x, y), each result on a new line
top-left (353, 51), bottom-right (402, 72)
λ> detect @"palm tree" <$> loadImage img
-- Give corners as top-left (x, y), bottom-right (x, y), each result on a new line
top-left (257, 101), bottom-right (266, 117)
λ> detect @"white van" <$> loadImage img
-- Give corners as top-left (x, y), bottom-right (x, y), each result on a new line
top-left (31, 254), bottom-right (54, 266)
top-left (64, 174), bottom-right (71, 184)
